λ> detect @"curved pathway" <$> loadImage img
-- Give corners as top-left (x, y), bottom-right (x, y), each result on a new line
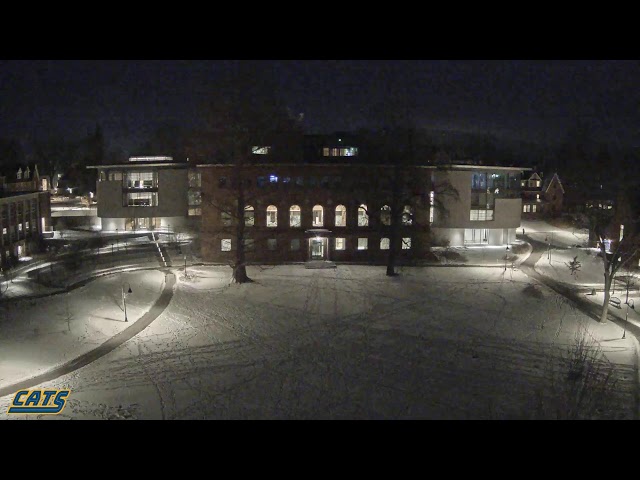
top-left (520, 235), bottom-right (640, 331)
top-left (0, 270), bottom-right (176, 398)
top-left (520, 234), bottom-right (640, 418)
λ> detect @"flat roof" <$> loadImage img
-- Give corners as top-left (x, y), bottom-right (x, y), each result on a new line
top-left (195, 163), bottom-right (531, 171)
top-left (87, 163), bottom-right (189, 169)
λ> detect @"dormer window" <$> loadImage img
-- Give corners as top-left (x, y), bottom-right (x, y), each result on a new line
top-left (17, 168), bottom-right (22, 180)
top-left (322, 147), bottom-right (358, 157)
top-left (252, 146), bottom-right (271, 155)
top-left (24, 167), bottom-right (30, 179)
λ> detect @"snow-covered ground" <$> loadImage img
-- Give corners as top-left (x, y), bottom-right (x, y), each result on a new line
top-left (0, 270), bottom-right (166, 391)
top-left (0, 264), bottom-right (635, 420)
top-left (521, 218), bottom-right (590, 248)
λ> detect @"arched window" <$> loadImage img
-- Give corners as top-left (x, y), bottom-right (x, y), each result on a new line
top-left (266, 205), bottom-right (278, 227)
top-left (358, 204), bottom-right (368, 227)
top-left (402, 205), bottom-right (413, 225)
top-left (290, 205), bottom-right (301, 227)
top-left (312, 205), bottom-right (323, 227)
top-left (381, 205), bottom-right (391, 226)
top-left (244, 205), bottom-right (255, 226)
top-left (335, 205), bottom-right (346, 227)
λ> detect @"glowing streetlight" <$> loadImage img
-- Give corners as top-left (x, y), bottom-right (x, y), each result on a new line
top-left (623, 299), bottom-right (634, 339)
top-left (122, 282), bottom-right (133, 322)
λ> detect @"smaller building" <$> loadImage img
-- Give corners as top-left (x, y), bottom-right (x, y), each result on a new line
top-left (87, 156), bottom-right (198, 232)
top-left (0, 164), bottom-right (52, 266)
top-left (521, 172), bottom-right (564, 218)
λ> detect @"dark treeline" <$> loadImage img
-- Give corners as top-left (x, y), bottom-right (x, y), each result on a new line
top-left (1, 116), bottom-right (639, 202)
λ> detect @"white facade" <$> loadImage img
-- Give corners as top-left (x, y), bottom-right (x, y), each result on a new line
top-left (430, 166), bottom-right (528, 247)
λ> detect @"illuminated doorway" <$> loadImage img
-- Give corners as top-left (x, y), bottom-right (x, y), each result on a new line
top-left (309, 237), bottom-right (327, 260)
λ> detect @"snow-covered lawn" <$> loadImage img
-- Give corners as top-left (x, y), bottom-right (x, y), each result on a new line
top-left (0, 270), bottom-right (166, 391)
top-left (521, 219), bottom-right (590, 248)
top-left (535, 246), bottom-right (606, 287)
top-left (0, 265), bottom-right (635, 420)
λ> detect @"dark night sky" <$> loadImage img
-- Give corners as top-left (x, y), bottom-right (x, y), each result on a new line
top-left (1, 60), bottom-right (639, 155)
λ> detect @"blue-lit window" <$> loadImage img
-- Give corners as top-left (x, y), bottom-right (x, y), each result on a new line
top-left (269, 175), bottom-right (278, 183)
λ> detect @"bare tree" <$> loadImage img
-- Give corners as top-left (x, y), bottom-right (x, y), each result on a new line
top-left (193, 63), bottom-right (302, 283)
top-left (575, 196), bottom-right (640, 323)
top-left (531, 325), bottom-right (621, 420)
top-left (0, 267), bottom-right (10, 297)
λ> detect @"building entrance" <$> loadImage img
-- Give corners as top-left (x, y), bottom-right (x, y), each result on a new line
top-left (309, 237), bottom-right (327, 260)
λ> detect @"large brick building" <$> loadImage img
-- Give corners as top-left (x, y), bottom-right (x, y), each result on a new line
top-left (199, 162), bottom-right (528, 263)
top-left (199, 163), bottom-right (432, 263)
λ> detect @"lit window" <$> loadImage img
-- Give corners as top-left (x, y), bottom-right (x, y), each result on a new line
top-left (189, 170), bottom-right (202, 188)
top-left (2, 227), bottom-right (6, 235)
top-left (267, 239), bottom-right (277, 251)
top-left (402, 205), bottom-right (413, 225)
top-left (269, 175), bottom-right (278, 183)
top-left (18, 224), bottom-right (23, 232)
top-left (380, 205), bottom-right (391, 226)
top-left (221, 239), bottom-right (231, 251)
top-left (188, 190), bottom-right (202, 205)
top-left (245, 205), bottom-right (255, 226)
top-left (126, 192), bottom-right (157, 207)
top-left (470, 209), bottom-right (494, 221)
top-left (26, 221), bottom-right (30, 230)
top-left (358, 204), bottom-right (369, 226)
top-left (267, 205), bottom-right (278, 227)
top-left (252, 146), bottom-right (271, 155)
top-left (380, 238), bottom-right (390, 250)
top-left (188, 207), bottom-right (201, 216)
top-left (402, 237), bottom-right (411, 250)
top-left (125, 171), bottom-right (154, 188)
top-left (290, 205), bottom-right (301, 227)
top-left (343, 147), bottom-right (358, 156)
top-left (620, 224), bottom-right (625, 241)
top-left (335, 205), bottom-right (346, 227)
top-left (357, 238), bottom-right (368, 250)
top-left (335, 238), bottom-right (346, 250)
top-left (312, 205), bottom-right (323, 227)
top-left (532, 205), bottom-right (537, 212)
top-left (291, 239), bottom-right (300, 251)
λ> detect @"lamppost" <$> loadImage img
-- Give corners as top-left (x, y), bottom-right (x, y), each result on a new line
top-left (625, 271), bottom-right (635, 305)
top-left (504, 245), bottom-right (510, 271)
top-left (116, 228), bottom-right (119, 252)
top-left (122, 282), bottom-right (133, 322)
top-left (623, 298), bottom-right (634, 339)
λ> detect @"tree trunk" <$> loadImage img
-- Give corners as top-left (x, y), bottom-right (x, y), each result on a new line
top-left (386, 161), bottom-right (402, 277)
top-left (232, 156), bottom-right (251, 284)
top-left (386, 234), bottom-right (398, 276)
top-left (600, 271), bottom-right (612, 323)
top-left (233, 263), bottom-right (249, 283)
